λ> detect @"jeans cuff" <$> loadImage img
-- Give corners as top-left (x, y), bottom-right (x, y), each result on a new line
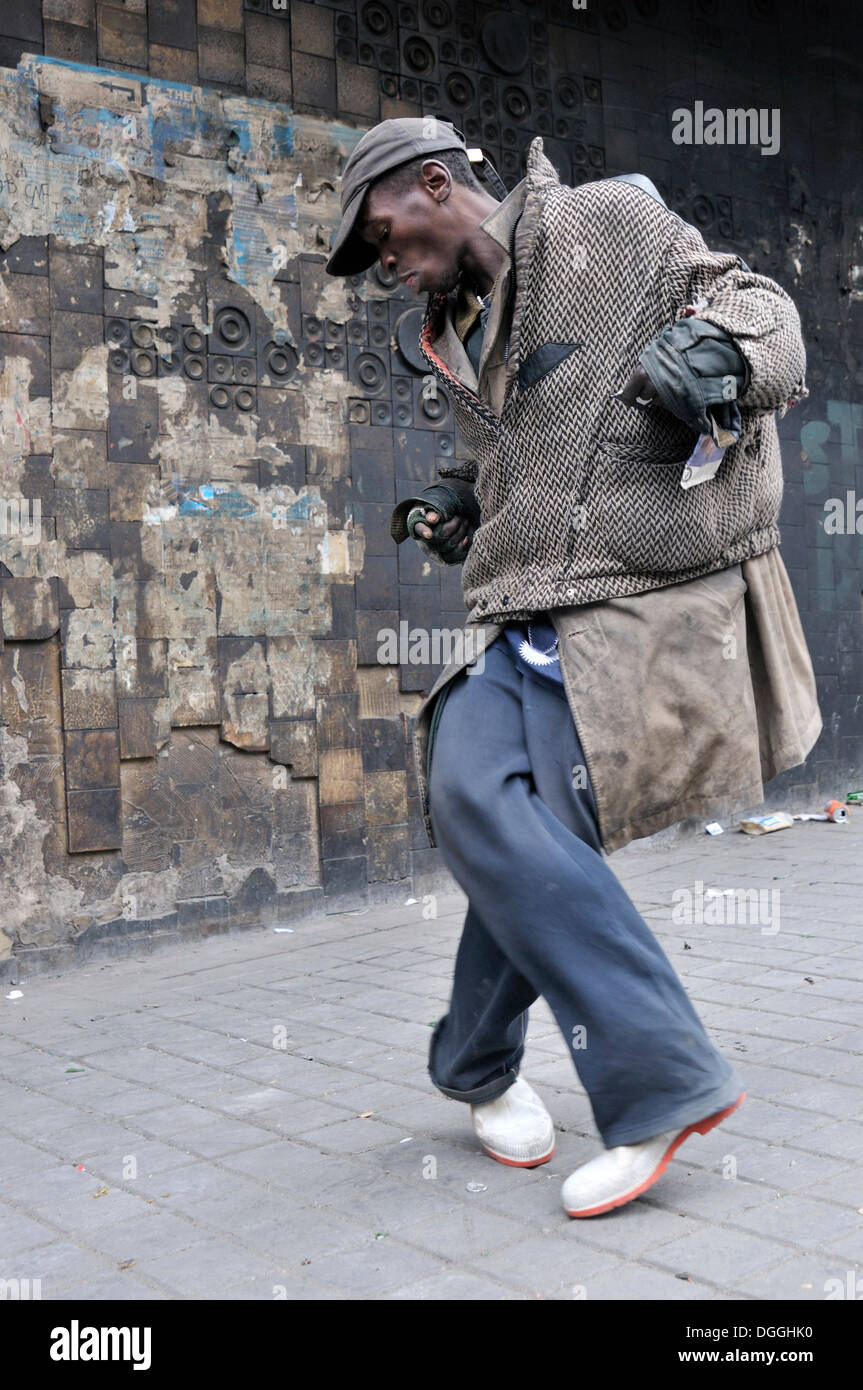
top-left (600, 1071), bottom-right (745, 1148)
top-left (427, 1015), bottom-right (522, 1104)
top-left (429, 1068), bottom-right (519, 1105)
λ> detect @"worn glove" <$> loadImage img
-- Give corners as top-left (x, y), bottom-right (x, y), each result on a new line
top-left (615, 319), bottom-right (749, 448)
top-left (390, 480), bottom-right (481, 565)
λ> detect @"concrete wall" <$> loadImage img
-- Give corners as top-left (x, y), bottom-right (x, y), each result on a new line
top-left (1, 0), bottom-right (861, 976)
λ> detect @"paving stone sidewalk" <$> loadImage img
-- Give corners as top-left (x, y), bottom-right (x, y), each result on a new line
top-left (2, 815), bottom-right (863, 1301)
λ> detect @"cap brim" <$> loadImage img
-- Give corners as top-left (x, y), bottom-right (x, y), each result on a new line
top-left (325, 185), bottom-right (379, 277)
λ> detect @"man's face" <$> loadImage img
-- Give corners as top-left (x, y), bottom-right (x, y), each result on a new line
top-left (359, 167), bottom-right (464, 297)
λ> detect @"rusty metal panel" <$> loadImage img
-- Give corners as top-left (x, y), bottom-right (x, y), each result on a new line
top-left (118, 698), bottom-right (159, 760)
top-left (1, 638), bottom-right (64, 756)
top-left (269, 719), bottom-right (318, 778)
top-left (1, 578), bottom-right (60, 641)
top-left (64, 729), bottom-right (121, 790)
top-left (66, 788), bottom-right (123, 853)
top-left (60, 669), bottom-right (118, 731)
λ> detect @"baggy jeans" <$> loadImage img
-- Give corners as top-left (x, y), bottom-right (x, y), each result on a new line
top-left (426, 635), bottom-right (744, 1148)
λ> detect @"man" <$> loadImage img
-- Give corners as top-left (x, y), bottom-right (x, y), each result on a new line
top-left (326, 119), bottom-right (821, 1218)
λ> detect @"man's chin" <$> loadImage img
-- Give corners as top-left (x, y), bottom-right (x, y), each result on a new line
top-left (423, 267), bottom-right (460, 297)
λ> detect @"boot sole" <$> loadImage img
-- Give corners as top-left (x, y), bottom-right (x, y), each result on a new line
top-left (564, 1090), bottom-right (746, 1218)
top-left (480, 1140), bottom-right (556, 1169)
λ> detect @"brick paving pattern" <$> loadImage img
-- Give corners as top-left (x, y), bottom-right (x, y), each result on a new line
top-left (2, 817), bottom-right (862, 1300)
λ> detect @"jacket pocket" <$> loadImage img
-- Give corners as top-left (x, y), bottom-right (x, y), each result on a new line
top-left (590, 438), bottom-right (752, 573)
top-left (517, 341), bottom-right (582, 391)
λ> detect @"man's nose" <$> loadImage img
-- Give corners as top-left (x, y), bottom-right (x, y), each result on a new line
top-left (381, 248), bottom-right (397, 271)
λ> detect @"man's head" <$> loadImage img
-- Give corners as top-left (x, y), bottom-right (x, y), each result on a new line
top-left (356, 148), bottom-right (491, 297)
top-left (325, 118), bottom-right (499, 294)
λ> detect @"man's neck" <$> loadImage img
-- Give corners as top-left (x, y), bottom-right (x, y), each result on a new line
top-left (454, 192), bottom-right (508, 297)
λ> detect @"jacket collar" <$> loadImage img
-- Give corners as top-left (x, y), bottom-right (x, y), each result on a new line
top-left (504, 137), bottom-right (560, 389)
top-left (421, 138), bottom-right (562, 399)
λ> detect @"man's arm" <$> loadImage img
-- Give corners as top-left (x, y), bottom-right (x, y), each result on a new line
top-left (660, 219), bottom-right (808, 417)
top-left (616, 206), bottom-right (808, 444)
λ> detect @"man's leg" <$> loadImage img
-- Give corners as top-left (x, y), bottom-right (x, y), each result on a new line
top-left (427, 637), bottom-right (743, 1150)
top-left (428, 901), bottom-right (537, 1103)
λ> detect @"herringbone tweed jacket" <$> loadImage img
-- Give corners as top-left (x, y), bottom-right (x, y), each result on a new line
top-left (416, 139), bottom-right (808, 626)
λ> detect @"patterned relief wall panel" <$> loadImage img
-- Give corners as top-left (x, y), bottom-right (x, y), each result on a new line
top-left (0, 1), bottom-right (860, 969)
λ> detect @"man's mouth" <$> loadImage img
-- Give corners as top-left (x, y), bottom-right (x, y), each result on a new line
top-left (400, 270), bottom-right (420, 290)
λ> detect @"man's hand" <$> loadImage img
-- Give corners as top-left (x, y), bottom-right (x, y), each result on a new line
top-left (391, 478), bottom-right (481, 561)
top-left (410, 506), bottom-right (474, 561)
top-left (614, 364), bottom-right (659, 408)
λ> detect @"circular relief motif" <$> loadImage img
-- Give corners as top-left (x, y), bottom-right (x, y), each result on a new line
top-left (183, 355), bottom-right (205, 380)
top-left (422, 0), bottom-right (451, 27)
top-left (106, 319), bottom-right (129, 346)
top-left (351, 351), bottom-right (387, 395)
top-left (421, 391), bottom-right (449, 425)
top-left (693, 195), bottom-right (714, 227)
top-left (404, 35), bottom-right (435, 74)
top-left (209, 385), bottom-right (231, 409)
top-left (375, 262), bottom-right (399, 289)
top-left (444, 71), bottom-right (475, 107)
top-left (213, 306), bottom-right (251, 353)
top-left (555, 76), bottom-right (581, 108)
top-left (130, 321), bottom-right (155, 348)
top-left (265, 343), bottom-right (298, 379)
top-left (183, 327), bottom-right (205, 353)
top-left (234, 387), bottom-right (255, 412)
top-left (481, 12), bottom-right (529, 73)
top-left (503, 85), bottom-right (531, 120)
top-left (131, 349), bottom-right (156, 377)
top-left (361, 1), bottom-right (394, 39)
top-left (394, 307), bottom-right (427, 372)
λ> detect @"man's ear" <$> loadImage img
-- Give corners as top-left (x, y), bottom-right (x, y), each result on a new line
top-left (420, 159), bottom-right (453, 203)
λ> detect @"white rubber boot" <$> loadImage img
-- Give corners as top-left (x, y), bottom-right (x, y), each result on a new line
top-left (562, 1091), bottom-right (745, 1217)
top-left (471, 1076), bottom-right (556, 1168)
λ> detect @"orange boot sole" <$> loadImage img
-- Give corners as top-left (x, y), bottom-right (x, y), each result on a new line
top-left (565, 1091), bottom-right (746, 1218)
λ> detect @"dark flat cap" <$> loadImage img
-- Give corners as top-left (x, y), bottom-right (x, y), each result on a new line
top-left (326, 117), bottom-right (468, 277)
